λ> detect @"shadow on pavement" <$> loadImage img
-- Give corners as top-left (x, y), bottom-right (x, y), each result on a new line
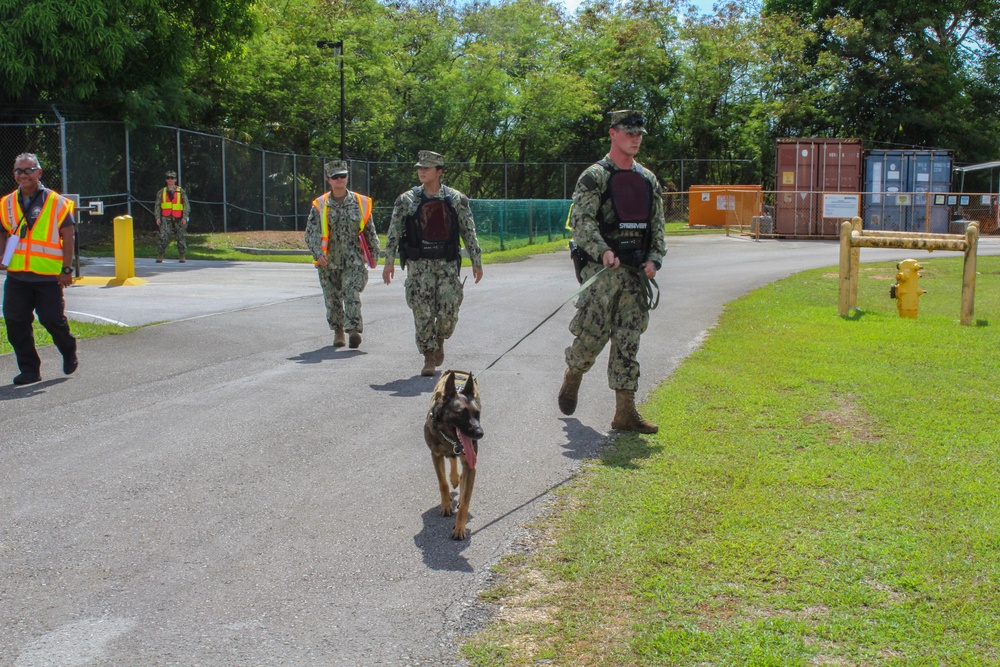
top-left (288, 347), bottom-right (365, 364)
top-left (0, 377), bottom-right (69, 400)
top-left (413, 506), bottom-right (473, 572)
top-left (559, 417), bottom-right (607, 461)
top-left (370, 375), bottom-right (434, 397)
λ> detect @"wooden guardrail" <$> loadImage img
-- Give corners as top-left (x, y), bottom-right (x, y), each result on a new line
top-left (838, 216), bottom-right (980, 325)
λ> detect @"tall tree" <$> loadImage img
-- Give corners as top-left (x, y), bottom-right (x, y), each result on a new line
top-left (0, 0), bottom-right (257, 125)
top-left (764, 0), bottom-right (1000, 161)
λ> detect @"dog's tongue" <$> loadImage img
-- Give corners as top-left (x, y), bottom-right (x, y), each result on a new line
top-left (458, 429), bottom-right (477, 469)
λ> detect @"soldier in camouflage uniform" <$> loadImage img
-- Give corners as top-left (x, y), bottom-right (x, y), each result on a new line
top-left (305, 160), bottom-right (380, 348)
top-left (382, 151), bottom-right (483, 376)
top-left (154, 170), bottom-right (190, 263)
top-left (558, 110), bottom-right (667, 434)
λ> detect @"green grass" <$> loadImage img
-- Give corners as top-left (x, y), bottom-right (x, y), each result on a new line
top-left (463, 256), bottom-right (1000, 666)
top-left (0, 320), bottom-right (138, 356)
top-left (80, 223), bottom-right (717, 265)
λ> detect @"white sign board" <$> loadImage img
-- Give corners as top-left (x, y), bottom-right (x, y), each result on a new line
top-left (822, 194), bottom-right (860, 219)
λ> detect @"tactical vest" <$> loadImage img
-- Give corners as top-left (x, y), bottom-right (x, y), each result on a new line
top-left (0, 189), bottom-right (73, 275)
top-left (596, 159), bottom-right (654, 265)
top-left (400, 187), bottom-right (460, 265)
top-left (161, 188), bottom-right (184, 218)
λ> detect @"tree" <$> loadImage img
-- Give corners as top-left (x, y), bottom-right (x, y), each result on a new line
top-left (763, 0), bottom-right (1000, 161)
top-left (0, 0), bottom-right (257, 125)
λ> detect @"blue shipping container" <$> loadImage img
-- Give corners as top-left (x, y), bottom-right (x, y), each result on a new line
top-left (863, 150), bottom-right (953, 233)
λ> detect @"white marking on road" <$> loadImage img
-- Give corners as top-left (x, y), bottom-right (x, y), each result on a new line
top-left (66, 311), bottom-right (132, 327)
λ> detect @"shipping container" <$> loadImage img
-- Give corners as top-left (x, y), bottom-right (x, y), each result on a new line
top-left (863, 150), bottom-right (953, 233)
top-left (774, 138), bottom-right (863, 237)
top-left (688, 185), bottom-right (762, 227)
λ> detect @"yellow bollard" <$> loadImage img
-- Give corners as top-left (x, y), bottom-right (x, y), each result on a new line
top-left (113, 215), bottom-right (137, 282)
top-left (890, 258), bottom-right (925, 319)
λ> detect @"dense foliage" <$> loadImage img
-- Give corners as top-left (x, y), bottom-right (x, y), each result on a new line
top-left (3, 0), bottom-right (999, 186)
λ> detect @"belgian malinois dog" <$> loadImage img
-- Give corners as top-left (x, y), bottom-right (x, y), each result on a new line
top-left (424, 370), bottom-right (483, 540)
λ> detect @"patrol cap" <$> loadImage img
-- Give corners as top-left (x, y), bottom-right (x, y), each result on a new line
top-left (415, 151), bottom-right (445, 168)
top-left (324, 160), bottom-right (349, 177)
top-left (609, 110), bottom-right (647, 134)
top-left (165, 170), bottom-right (178, 178)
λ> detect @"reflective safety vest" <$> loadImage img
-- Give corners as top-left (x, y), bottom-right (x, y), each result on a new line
top-left (161, 188), bottom-right (185, 218)
top-left (0, 189), bottom-right (73, 275)
top-left (311, 191), bottom-right (373, 256)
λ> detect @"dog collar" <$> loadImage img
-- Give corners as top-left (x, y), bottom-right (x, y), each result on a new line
top-left (429, 409), bottom-right (463, 456)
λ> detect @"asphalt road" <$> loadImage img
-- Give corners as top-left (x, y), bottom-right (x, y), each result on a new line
top-left (1, 236), bottom-right (996, 666)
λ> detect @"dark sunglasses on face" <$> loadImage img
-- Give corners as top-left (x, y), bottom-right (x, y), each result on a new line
top-left (329, 174), bottom-right (348, 180)
top-left (13, 167), bottom-right (39, 176)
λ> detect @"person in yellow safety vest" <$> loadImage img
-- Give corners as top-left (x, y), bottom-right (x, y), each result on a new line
top-left (0, 152), bottom-right (79, 386)
top-left (153, 169), bottom-right (190, 263)
top-left (304, 160), bottom-right (380, 349)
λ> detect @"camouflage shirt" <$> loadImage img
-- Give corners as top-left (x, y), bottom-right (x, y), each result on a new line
top-left (304, 190), bottom-right (381, 270)
top-left (384, 184), bottom-right (482, 269)
top-left (569, 154), bottom-right (666, 267)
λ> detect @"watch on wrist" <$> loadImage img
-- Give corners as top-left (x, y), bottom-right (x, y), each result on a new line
top-left (61, 267), bottom-right (73, 275)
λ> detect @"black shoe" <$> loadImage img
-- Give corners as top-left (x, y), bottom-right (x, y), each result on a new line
top-left (64, 354), bottom-right (79, 375)
top-left (13, 372), bottom-right (42, 385)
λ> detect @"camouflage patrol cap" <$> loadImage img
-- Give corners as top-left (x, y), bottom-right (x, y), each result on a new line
top-left (165, 170), bottom-right (177, 178)
top-left (609, 110), bottom-right (647, 134)
top-left (415, 151), bottom-right (445, 168)
top-left (324, 160), bottom-right (349, 177)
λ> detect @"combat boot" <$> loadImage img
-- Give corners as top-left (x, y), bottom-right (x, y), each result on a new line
top-left (611, 389), bottom-right (658, 434)
top-left (178, 252), bottom-right (186, 263)
top-left (557, 368), bottom-right (583, 416)
top-left (421, 351), bottom-right (436, 377)
top-left (434, 338), bottom-right (445, 366)
top-left (156, 252), bottom-right (163, 263)
top-left (333, 326), bottom-right (346, 348)
top-left (348, 330), bottom-right (362, 349)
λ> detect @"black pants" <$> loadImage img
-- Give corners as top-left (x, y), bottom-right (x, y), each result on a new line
top-left (3, 276), bottom-right (76, 375)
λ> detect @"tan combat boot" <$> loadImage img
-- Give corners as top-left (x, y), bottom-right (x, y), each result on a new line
top-left (557, 368), bottom-right (583, 416)
top-left (156, 252), bottom-right (163, 263)
top-left (348, 331), bottom-right (362, 349)
top-left (421, 351), bottom-right (437, 377)
top-left (611, 389), bottom-right (658, 434)
top-left (178, 252), bottom-right (186, 263)
top-left (434, 337), bottom-right (445, 366)
top-left (333, 326), bottom-right (346, 348)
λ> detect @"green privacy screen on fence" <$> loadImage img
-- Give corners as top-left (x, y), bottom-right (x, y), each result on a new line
top-left (468, 199), bottom-right (572, 252)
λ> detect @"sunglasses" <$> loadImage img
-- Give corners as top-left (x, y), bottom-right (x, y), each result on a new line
top-left (13, 167), bottom-right (39, 176)
top-left (329, 173), bottom-right (348, 180)
top-left (166, 176), bottom-right (176, 180)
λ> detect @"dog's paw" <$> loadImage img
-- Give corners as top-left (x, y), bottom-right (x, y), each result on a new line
top-left (451, 524), bottom-right (469, 540)
top-left (440, 504), bottom-right (454, 517)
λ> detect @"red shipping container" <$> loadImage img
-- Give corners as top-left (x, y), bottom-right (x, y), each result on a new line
top-left (775, 138), bottom-right (863, 237)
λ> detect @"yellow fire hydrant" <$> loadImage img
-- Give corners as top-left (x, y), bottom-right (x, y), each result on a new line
top-left (889, 258), bottom-right (925, 318)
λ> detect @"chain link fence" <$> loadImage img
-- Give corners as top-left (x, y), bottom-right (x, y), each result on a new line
top-left (0, 116), bottom-right (754, 245)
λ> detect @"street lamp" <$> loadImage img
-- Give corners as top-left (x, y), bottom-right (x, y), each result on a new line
top-left (316, 39), bottom-right (345, 160)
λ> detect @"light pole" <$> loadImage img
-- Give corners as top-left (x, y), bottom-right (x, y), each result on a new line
top-left (316, 39), bottom-right (345, 160)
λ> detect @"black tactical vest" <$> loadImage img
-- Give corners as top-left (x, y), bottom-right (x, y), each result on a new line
top-left (401, 187), bottom-right (461, 265)
top-left (597, 159), bottom-right (654, 265)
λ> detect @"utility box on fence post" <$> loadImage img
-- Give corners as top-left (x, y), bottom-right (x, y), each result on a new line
top-left (113, 215), bottom-right (137, 282)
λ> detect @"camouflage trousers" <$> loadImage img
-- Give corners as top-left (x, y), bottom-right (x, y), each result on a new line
top-left (565, 263), bottom-right (650, 392)
top-left (404, 259), bottom-right (464, 354)
top-left (157, 217), bottom-right (186, 255)
top-left (317, 264), bottom-right (369, 332)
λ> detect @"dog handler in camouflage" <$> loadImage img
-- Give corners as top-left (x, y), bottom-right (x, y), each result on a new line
top-left (558, 110), bottom-right (667, 434)
top-left (382, 151), bottom-right (483, 376)
top-left (305, 160), bottom-right (379, 348)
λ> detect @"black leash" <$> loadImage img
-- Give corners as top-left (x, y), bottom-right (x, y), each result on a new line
top-left (471, 263), bottom-right (659, 381)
